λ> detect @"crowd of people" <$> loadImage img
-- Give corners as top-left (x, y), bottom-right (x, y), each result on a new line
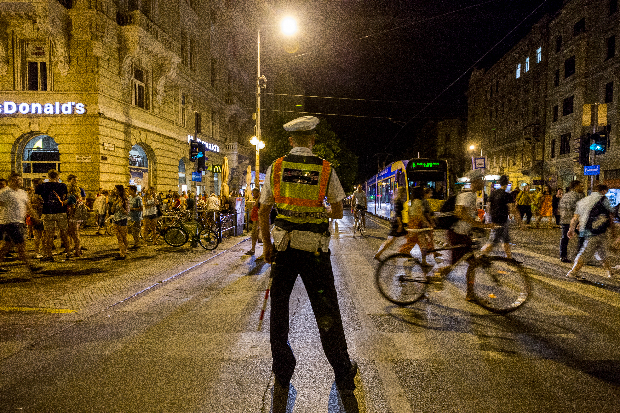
top-left (0, 169), bottom-right (245, 273)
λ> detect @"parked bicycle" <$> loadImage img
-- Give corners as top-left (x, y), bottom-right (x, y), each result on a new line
top-left (162, 218), bottom-right (219, 250)
top-left (375, 228), bottom-right (530, 314)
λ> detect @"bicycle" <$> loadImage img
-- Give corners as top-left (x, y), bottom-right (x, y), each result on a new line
top-left (162, 218), bottom-right (219, 250)
top-left (375, 228), bottom-right (530, 314)
top-left (353, 207), bottom-right (366, 237)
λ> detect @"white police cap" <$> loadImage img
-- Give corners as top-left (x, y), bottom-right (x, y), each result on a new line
top-left (283, 116), bottom-right (319, 134)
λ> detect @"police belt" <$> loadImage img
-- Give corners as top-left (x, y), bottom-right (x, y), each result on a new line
top-left (277, 209), bottom-right (328, 219)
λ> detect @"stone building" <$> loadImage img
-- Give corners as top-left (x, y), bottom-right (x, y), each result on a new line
top-left (466, 16), bottom-right (551, 190)
top-left (466, 0), bottom-right (620, 192)
top-left (435, 118), bottom-right (468, 191)
top-left (0, 0), bottom-right (299, 197)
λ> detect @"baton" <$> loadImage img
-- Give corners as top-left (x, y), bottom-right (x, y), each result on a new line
top-left (257, 270), bottom-right (272, 331)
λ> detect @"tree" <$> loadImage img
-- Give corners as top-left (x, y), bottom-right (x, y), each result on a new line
top-left (261, 115), bottom-right (358, 192)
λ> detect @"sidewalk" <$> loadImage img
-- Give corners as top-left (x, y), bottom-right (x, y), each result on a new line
top-left (0, 226), bottom-right (252, 315)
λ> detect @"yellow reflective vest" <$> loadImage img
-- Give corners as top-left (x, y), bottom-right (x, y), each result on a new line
top-left (271, 154), bottom-right (331, 233)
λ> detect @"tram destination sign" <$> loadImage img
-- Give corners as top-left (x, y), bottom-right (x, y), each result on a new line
top-left (0, 101), bottom-right (86, 115)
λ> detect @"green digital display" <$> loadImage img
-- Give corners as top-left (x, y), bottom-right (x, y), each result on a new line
top-left (413, 162), bottom-right (441, 168)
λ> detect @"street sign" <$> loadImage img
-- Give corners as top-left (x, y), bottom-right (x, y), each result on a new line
top-left (192, 171), bottom-right (202, 182)
top-left (584, 165), bottom-right (600, 176)
top-left (472, 157), bottom-right (486, 170)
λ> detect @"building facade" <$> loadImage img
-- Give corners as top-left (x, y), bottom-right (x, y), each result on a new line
top-left (0, 0), bottom-right (262, 196)
top-left (466, 0), bottom-right (620, 193)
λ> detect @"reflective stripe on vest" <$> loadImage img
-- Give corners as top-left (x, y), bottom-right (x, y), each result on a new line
top-left (272, 155), bottom-right (330, 227)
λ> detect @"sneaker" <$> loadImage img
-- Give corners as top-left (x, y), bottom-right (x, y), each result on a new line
top-left (244, 250), bottom-right (255, 255)
top-left (40, 256), bottom-right (54, 262)
top-left (113, 255), bottom-right (126, 260)
top-left (35, 253), bottom-right (43, 259)
top-left (560, 258), bottom-right (571, 263)
top-left (566, 270), bottom-right (578, 279)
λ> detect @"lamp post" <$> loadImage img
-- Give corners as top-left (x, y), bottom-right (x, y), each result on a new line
top-left (250, 135), bottom-right (265, 189)
top-left (253, 17), bottom-right (297, 190)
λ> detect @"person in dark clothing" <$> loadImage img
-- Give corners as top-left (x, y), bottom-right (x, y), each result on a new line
top-left (481, 175), bottom-right (521, 259)
top-left (35, 169), bottom-right (70, 261)
top-left (552, 188), bottom-right (563, 226)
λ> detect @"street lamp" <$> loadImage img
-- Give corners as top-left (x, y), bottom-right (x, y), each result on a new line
top-left (250, 135), bottom-right (265, 188)
top-left (254, 17), bottom-right (298, 189)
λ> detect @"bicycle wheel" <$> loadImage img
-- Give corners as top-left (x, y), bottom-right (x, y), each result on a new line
top-left (198, 228), bottom-right (219, 250)
top-left (163, 226), bottom-right (188, 247)
top-left (471, 256), bottom-right (530, 314)
top-left (375, 253), bottom-right (428, 306)
top-left (358, 221), bottom-right (367, 237)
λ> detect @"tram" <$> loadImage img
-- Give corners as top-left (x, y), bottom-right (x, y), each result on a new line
top-left (364, 158), bottom-right (448, 220)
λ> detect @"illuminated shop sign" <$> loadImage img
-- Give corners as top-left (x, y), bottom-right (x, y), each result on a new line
top-left (187, 135), bottom-right (220, 153)
top-left (0, 101), bottom-right (86, 115)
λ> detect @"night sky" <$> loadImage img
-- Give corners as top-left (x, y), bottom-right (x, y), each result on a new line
top-left (262, 0), bottom-right (564, 182)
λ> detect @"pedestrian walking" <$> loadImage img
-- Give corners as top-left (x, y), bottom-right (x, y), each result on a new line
top-left (110, 185), bottom-right (129, 259)
top-left (93, 190), bottom-right (109, 235)
top-left (531, 187), bottom-right (543, 227)
top-left (552, 188), bottom-right (563, 226)
top-left (535, 185), bottom-right (553, 228)
top-left (258, 116), bottom-right (359, 412)
top-left (66, 174), bottom-right (85, 257)
top-left (374, 186), bottom-right (408, 260)
top-left (245, 188), bottom-right (262, 256)
top-left (398, 186), bottom-right (433, 265)
top-left (480, 175), bottom-right (521, 259)
top-left (127, 185), bottom-right (143, 249)
top-left (566, 184), bottom-right (615, 279)
top-left (35, 169), bottom-right (70, 261)
top-left (142, 187), bottom-right (160, 245)
top-left (559, 180), bottom-right (585, 263)
top-left (515, 184), bottom-right (532, 225)
top-left (0, 172), bottom-right (43, 274)
top-left (29, 178), bottom-right (44, 258)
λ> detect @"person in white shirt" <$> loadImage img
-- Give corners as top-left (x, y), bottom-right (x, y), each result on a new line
top-left (0, 172), bottom-right (42, 274)
top-left (352, 185), bottom-right (367, 229)
top-left (92, 190), bottom-right (109, 235)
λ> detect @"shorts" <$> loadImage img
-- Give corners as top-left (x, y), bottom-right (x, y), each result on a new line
top-left (42, 213), bottom-right (68, 232)
top-left (114, 218), bottom-right (128, 227)
top-left (575, 234), bottom-right (607, 263)
top-left (488, 224), bottom-right (510, 245)
top-left (0, 223), bottom-right (26, 244)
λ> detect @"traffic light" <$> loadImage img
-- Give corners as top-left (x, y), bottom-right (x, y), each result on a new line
top-left (197, 143), bottom-right (207, 171)
top-left (590, 132), bottom-right (607, 154)
top-left (579, 134), bottom-right (590, 166)
top-left (190, 139), bottom-right (201, 161)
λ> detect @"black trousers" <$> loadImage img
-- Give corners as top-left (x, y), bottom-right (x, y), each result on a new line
top-left (560, 224), bottom-right (585, 260)
top-left (517, 205), bottom-right (532, 224)
top-left (269, 248), bottom-right (353, 386)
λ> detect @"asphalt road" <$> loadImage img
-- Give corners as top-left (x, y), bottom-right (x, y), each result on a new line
top-left (1, 215), bottom-right (619, 412)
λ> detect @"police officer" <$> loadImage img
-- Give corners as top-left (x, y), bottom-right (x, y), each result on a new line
top-left (258, 116), bottom-right (358, 412)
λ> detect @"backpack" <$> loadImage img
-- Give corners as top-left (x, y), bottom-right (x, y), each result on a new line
top-left (585, 197), bottom-right (611, 235)
top-left (434, 195), bottom-right (458, 229)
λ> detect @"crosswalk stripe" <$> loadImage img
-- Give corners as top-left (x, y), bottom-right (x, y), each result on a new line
top-left (0, 306), bottom-right (76, 314)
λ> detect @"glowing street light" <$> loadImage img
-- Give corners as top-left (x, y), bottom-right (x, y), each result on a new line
top-left (250, 135), bottom-right (265, 189)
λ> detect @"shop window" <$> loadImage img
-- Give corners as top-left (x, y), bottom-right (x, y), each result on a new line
top-left (129, 145), bottom-right (149, 191)
top-left (131, 65), bottom-right (149, 110)
top-left (22, 135), bottom-right (60, 187)
top-left (562, 95), bottom-right (574, 116)
top-left (560, 133), bottom-right (571, 155)
top-left (564, 56), bottom-right (575, 78)
top-left (23, 42), bottom-right (48, 91)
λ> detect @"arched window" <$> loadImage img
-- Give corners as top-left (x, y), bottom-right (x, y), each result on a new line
top-left (23, 135), bottom-right (60, 174)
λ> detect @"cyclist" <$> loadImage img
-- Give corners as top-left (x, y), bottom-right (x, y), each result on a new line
top-left (352, 184), bottom-right (367, 229)
top-left (435, 169), bottom-right (495, 300)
